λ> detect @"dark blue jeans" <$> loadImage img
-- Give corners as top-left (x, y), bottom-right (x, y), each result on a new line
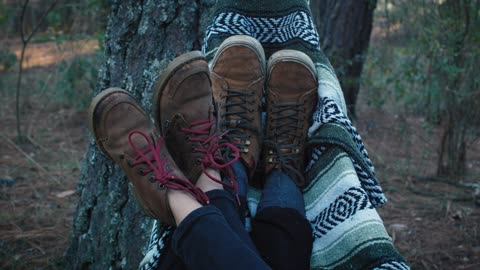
top-left (160, 162), bottom-right (312, 270)
top-left (172, 205), bottom-right (271, 270)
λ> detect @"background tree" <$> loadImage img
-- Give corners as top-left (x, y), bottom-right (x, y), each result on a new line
top-left (433, 0), bottom-right (479, 177)
top-left (309, 0), bottom-right (377, 117)
top-left (364, 0), bottom-right (479, 178)
top-left (66, 1), bottom-right (214, 269)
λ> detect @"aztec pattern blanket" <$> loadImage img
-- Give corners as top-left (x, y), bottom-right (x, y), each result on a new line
top-left (140, 1), bottom-right (409, 269)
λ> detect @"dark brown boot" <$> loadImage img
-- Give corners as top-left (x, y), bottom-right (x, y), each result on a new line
top-left (153, 51), bottom-right (239, 190)
top-left (264, 50), bottom-right (318, 188)
top-left (211, 35), bottom-right (265, 182)
top-left (88, 88), bottom-right (208, 226)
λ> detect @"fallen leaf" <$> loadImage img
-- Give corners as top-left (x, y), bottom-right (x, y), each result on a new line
top-left (56, 190), bottom-right (76, 198)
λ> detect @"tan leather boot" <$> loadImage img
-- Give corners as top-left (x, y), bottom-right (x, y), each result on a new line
top-left (211, 35), bottom-right (265, 182)
top-left (264, 50), bottom-right (318, 188)
top-left (88, 88), bottom-right (208, 226)
top-left (153, 51), bottom-right (239, 190)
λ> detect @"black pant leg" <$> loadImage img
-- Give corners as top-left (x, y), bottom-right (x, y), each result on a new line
top-left (251, 207), bottom-right (313, 270)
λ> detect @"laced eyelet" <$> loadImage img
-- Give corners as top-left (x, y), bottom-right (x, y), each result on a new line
top-left (149, 175), bottom-right (156, 183)
top-left (158, 183), bottom-right (166, 190)
top-left (138, 169), bottom-right (146, 176)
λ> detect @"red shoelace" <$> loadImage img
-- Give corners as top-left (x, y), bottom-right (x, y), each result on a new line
top-left (180, 119), bottom-right (241, 202)
top-left (127, 130), bottom-right (210, 205)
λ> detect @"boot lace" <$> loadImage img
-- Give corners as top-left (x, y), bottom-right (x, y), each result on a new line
top-left (265, 100), bottom-right (306, 180)
top-left (180, 119), bottom-right (241, 201)
top-left (127, 130), bottom-right (209, 204)
top-left (219, 86), bottom-right (258, 153)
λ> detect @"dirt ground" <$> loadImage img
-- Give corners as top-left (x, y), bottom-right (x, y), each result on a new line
top-left (0, 40), bottom-right (479, 269)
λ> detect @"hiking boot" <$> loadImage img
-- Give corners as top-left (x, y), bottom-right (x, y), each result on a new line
top-left (153, 51), bottom-right (239, 191)
top-left (211, 35), bottom-right (265, 182)
top-left (264, 50), bottom-right (318, 188)
top-left (88, 88), bottom-right (208, 226)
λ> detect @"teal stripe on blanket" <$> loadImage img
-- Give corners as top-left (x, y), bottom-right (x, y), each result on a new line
top-left (311, 241), bottom-right (405, 270)
top-left (311, 220), bottom-right (390, 264)
top-left (304, 149), bottom-right (357, 205)
top-left (304, 148), bottom-right (352, 193)
top-left (308, 123), bottom-right (385, 206)
top-left (308, 123), bottom-right (375, 185)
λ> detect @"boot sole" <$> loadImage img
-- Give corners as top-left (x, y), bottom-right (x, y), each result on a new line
top-left (212, 35), bottom-right (266, 75)
top-left (152, 51), bottom-right (206, 132)
top-left (87, 87), bottom-right (132, 160)
top-left (267, 50), bottom-right (317, 80)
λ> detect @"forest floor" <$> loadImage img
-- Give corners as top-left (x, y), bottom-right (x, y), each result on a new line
top-left (0, 40), bottom-right (479, 269)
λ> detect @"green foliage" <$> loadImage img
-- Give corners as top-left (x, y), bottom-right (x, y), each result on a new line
top-left (46, 8), bottom-right (65, 31)
top-left (0, 2), bottom-right (10, 26)
top-left (52, 54), bottom-right (101, 110)
top-left (365, 0), bottom-right (480, 176)
top-left (367, 0), bottom-right (479, 114)
top-left (0, 2), bottom-right (15, 35)
top-left (45, 0), bottom-right (109, 34)
top-left (0, 49), bottom-right (17, 71)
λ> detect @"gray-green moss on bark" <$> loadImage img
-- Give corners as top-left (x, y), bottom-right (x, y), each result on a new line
top-left (66, 1), bottom-right (214, 269)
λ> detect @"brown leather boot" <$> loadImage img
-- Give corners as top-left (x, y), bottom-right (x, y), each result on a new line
top-left (264, 50), bottom-right (318, 188)
top-left (88, 88), bottom-right (208, 226)
top-left (153, 51), bottom-right (239, 190)
top-left (211, 35), bottom-right (265, 182)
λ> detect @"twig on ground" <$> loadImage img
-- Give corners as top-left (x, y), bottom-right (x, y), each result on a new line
top-left (1, 133), bottom-right (61, 185)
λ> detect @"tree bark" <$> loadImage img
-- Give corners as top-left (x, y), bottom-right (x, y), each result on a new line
top-left (66, 1), bottom-right (214, 269)
top-left (310, 0), bottom-right (376, 117)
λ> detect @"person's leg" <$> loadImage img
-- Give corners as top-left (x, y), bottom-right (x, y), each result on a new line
top-left (251, 169), bottom-right (313, 270)
top-left (198, 168), bottom-right (258, 252)
top-left (249, 48), bottom-right (318, 270)
top-left (169, 172), bottom-right (271, 270)
top-left (257, 169), bottom-right (305, 216)
top-left (210, 34), bottom-right (265, 188)
top-left (145, 50), bottom-right (270, 269)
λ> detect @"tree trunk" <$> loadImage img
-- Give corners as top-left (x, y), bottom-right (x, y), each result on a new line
top-left (66, 1), bottom-right (213, 269)
top-left (309, 0), bottom-right (376, 117)
top-left (436, 0), bottom-right (472, 178)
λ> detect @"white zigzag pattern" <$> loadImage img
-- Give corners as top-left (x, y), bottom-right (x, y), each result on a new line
top-left (309, 97), bottom-right (387, 207)
top-left (373, 261), bottom-right (410, 270)
top-left (202, 10), bottom-right (320, 53)
top-left (310, 187), bottom-right (371, 238)
top-left (140, 222), bottom-right (173, 270)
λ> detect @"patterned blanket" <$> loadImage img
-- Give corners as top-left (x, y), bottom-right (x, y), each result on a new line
top-left (140, 1), bottom-right (409, 269)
